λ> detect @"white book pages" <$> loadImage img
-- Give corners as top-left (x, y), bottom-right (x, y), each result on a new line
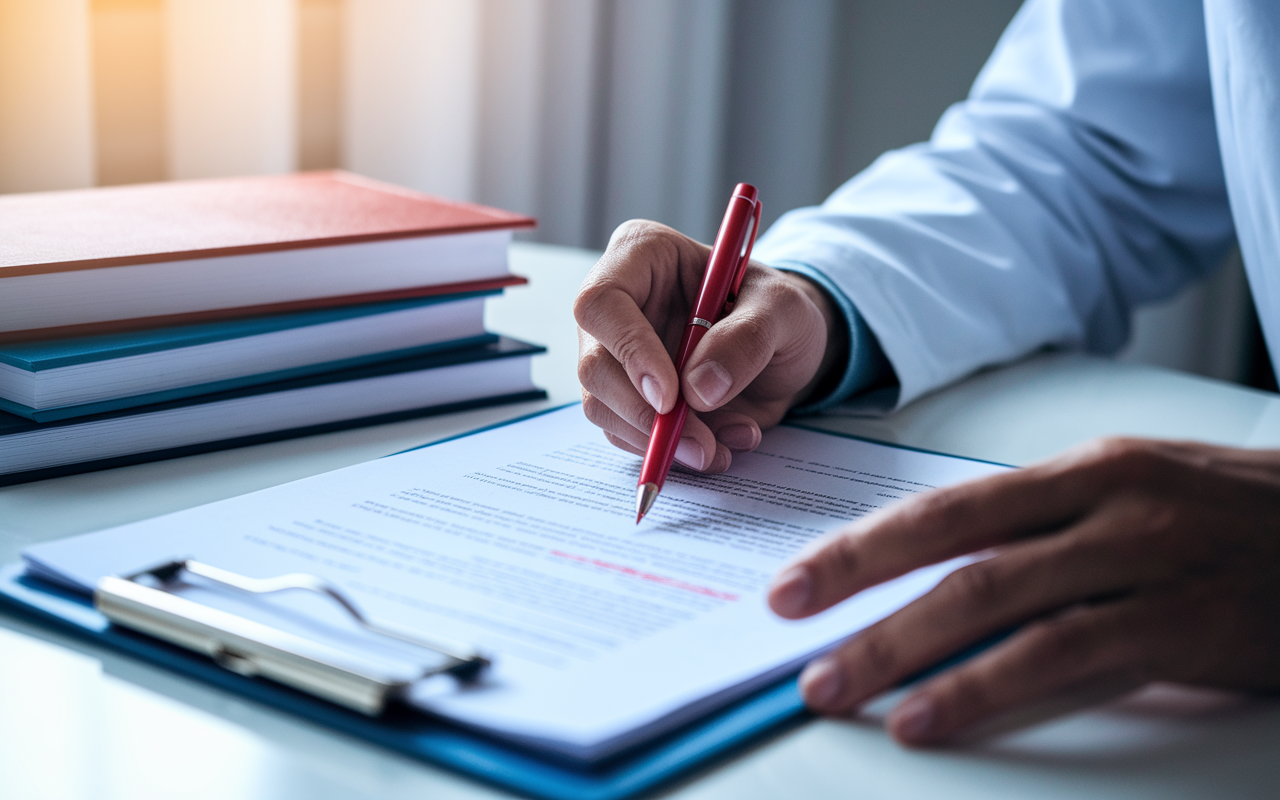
top-left (0, 296), bottom-right (488, 409)
top-left (24, 406), bottom-right (1009, 760)
top-left (0, 230), bottom-right (511, 333)
top-left (0, 354), bottom-right (536, 474)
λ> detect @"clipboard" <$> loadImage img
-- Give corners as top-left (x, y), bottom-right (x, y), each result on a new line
top-left (0, 561), bottom-right (812, 800)
top-left (0, 404), bottom-right (1008, 799)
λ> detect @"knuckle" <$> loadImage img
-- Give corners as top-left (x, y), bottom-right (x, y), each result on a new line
top-left (572, 281), bottom-right (604, 328)
top-left (853, 628), bottom-right (898, 675)
top-left (1079, 436), bottom-right (1162, 480)
top-left (604, 219), bottom-right (684, 265)
top-left (609, 218), bottom-right (664, 247)
top-left (611, 331), bottom-right (654, 373)
top-left (1092, 436), bottom-right (1141, 458)
top-left (769, 274), bottom-right (811, 312)
top-left (582, 384), bottom-right (653, 433)
top-left (1117, 494), bottom-right (1181, 542)
top-left (737, 266), bottom-right (782, 301)
top-left (576, 344), bottom-right (613, 389)
top-left (572, 281), bottom-right (616, 332)
top-left (581, 393), bottom-right (613, 427)
top-left (818, 533), bottom-right (862, 584)
top-left (904, 487), bottom-right (971, 531)
top-left (724, 311), bottom-right (775, 366)
top-left (934, 671), bottom-right (993, 723)
top-left (939, 561), bottom-right (1002, 608)
top-left (1020, 616), bottom-right (1092, 671)
top-left (1143, 503), bottom-right (1181, 538)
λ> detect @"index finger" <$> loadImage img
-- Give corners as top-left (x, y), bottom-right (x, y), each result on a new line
top-left (768, 444), bottom-right (1117, 619)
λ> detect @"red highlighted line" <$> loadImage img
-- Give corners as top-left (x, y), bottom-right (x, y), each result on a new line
top-left (549, 550), bottom-right (739, 602)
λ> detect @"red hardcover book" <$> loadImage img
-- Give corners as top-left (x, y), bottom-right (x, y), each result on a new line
top-left (0, 171), bottom-right (535, 343)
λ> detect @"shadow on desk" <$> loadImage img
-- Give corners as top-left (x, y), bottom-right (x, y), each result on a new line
top-left (839, 682), bottom-right (1278, 799)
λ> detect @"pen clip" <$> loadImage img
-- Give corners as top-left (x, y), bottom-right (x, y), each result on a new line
top-left (724, 198), bottom-right (761, 313)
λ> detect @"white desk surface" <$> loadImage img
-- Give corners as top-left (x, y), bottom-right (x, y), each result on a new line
top-left (2, 242), bottom-right (1277, 800)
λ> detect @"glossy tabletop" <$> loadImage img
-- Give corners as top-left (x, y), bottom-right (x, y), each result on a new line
top-left (1, 243), bottom-right (1277, 800)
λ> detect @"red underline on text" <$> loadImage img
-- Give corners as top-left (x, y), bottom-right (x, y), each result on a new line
top-left (548, 550), bottom-right (739, 602)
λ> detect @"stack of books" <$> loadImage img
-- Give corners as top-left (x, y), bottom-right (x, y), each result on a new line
top-left (0, 171), bottom-right (545, 486)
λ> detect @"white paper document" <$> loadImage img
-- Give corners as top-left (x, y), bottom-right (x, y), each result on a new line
top-left (24, 406), bottom-right (1009, 760)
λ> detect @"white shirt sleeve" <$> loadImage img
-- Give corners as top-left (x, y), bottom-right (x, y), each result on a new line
top-left (754, 0), bottom-right (1236, 408)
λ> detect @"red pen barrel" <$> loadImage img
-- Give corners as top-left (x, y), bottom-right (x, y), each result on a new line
top-left (636, 183), bottom-right (759, 522)
top-left (638, 404), bottom-right (688, 493)
top-left (689, 184), bottom-right (759, 324)
top-left (638, 323), bottom-right (710, 492)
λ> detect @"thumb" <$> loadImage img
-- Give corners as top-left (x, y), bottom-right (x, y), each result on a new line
top-left (681, 267), bottom-right (829, 413)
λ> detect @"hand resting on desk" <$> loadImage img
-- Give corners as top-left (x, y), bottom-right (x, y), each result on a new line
top-left (574, 220), bottom-right (1280, 747)
top-left (770, 437), bottom-right (1280, 744)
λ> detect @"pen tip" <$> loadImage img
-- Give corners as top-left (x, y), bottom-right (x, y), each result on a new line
top-left (635, 483), bottom-right (659, 524)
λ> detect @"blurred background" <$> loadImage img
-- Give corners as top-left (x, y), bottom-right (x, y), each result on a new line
top-left (0, 0), bottom-right (1268, 390)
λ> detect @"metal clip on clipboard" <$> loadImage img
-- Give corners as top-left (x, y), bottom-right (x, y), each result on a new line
top-left (94, 559), bottom-right (490, 716)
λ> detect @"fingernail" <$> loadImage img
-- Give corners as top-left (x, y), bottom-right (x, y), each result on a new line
top-left (640, 374), bottom-right (663, 411)
top-left (892, 695), bottom-right (936, 741)
top-left (674, 437), bottom-right (706, 470)
top-left (718, 423), bottom-right (759, 451)
top-left (770, 566), bottom-right (812, 617)
top-left (800, 658), bottom-right (842, 711)
top-left (687, 361), bottom-right (732, 407)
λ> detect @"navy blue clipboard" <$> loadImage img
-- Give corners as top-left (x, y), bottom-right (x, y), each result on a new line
top-left (0, 564), bottom-right (811, 800)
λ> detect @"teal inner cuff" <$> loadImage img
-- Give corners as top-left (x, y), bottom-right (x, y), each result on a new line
top-left (773, 261), bottom-right (894, 414)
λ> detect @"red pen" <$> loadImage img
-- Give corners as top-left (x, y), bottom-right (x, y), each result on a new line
top-left (636, 183), bottom-right (762, 523)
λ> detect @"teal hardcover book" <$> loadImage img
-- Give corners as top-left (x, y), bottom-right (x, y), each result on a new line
top-left (0, 292), bottom-right (498, 422)
top-left (0, 337), bottom-right (545, 486)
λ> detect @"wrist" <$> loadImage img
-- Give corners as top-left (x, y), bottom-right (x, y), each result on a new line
top-left (774, 262), bottom-right (897, 413)
top-left (784, 272), bottom-right (849, 408)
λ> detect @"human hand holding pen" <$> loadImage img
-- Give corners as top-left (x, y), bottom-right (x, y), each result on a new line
top-left (574, 219), bottom-right (847, 474)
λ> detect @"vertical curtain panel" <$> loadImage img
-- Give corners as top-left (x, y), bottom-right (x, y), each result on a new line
top-left (0, 0), bottom-right (1250, 382)
top-left (0, 0), bottom-right (1024, 246)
